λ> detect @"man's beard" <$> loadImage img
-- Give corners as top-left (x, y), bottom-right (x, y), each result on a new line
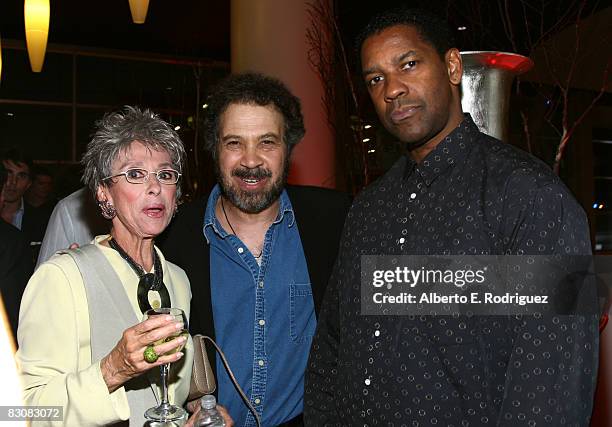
top-left (216, 160), bottom-right (289, 214)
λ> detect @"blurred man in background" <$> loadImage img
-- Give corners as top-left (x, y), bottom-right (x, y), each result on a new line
top-left (25, 165), bottom-right (56, 210)
top-left (0, 161), bottom-right (33, 341)
top-left (1, 149), bottom-right (50, 260)
top-left (36, 187), bottom-right (107, 267)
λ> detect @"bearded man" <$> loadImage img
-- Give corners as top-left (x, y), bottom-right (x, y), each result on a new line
top-left (159, 72), bottom-right (350, 427)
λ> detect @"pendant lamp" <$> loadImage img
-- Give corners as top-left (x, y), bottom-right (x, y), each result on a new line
top-left (24, 0), bottom-right (50, 72)
top-left (128, 0), bottom-right (150, 24)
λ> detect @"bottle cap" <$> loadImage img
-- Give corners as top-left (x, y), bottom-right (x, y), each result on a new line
top-left (200, 394), bottom-right (217, 410)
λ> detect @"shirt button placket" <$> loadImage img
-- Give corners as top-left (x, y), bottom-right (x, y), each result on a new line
top-left (252, 313), bottom-right (266, 420)
top-left (251, 263), bottom-right (266, 427)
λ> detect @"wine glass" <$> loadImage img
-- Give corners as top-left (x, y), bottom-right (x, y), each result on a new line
top-left (143, 307), bottom-right (189, 422)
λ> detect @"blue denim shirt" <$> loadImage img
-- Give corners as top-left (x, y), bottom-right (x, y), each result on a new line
top-left (203, 185), bottom-right (316, 427)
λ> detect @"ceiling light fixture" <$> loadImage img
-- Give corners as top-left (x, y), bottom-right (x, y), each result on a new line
top-left (128, 0), bottom-right (150, 24)
top-left (24, 0), bottom-right (50, 72)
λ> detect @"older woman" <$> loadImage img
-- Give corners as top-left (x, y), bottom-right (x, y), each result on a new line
top-left (17, 106), bottom-right (193, 426)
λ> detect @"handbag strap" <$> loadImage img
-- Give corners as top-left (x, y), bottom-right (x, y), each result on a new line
top-left (195, 334), bottom-right (261, 427)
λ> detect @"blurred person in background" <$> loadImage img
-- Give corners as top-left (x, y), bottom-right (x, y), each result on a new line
top-left (0, 161), bottom-right (33, 342)
top-left (1, 149), bottom-right (51, 260)
top-left (36, 187), bottom-right (108, 267)
top-left (25, 165), bottom-right (56, 210)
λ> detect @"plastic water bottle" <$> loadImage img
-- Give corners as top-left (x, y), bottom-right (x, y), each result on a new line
top-left (195, 395), bottom-right (226, 427)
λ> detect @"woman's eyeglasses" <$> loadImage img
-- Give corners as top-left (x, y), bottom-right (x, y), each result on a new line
top-left (103, 168), bottom-right (181, 185)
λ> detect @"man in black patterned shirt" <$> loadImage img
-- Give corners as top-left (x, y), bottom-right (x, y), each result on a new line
top-left (305, 7), bottom-right (598, 426)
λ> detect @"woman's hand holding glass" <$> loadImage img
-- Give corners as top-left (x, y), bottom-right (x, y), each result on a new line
top-left (142, 307), bottom-right (189, 422)
top-left (100, 313), bottom-right (186, 393)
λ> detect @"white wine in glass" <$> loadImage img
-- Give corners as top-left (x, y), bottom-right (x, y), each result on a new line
top-left (143, 307), bottom-right (188, 422)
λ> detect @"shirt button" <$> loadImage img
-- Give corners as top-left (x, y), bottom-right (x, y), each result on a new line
top-left (254, 398), bottom-right (261, 404)
top-left (258, 359), bottom-right (265, 367)
top-left (237, 247), bottom-right (244, 254)
top-left (410, 192), bottom-right (417, 200)
top-left (258, 281), bottom-right (264, 288)
top-left (398, 238), bottom-right (405, 244)
top-left (258, 319), bottom-right (265, 326)
top-left (374, 330), bottom-right (380, 337)
top-left (364, 378), bottom-right (371, 386)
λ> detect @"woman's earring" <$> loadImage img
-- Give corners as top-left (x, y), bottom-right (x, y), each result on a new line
top-left (98, 200), bottom-right (116, 219)
top-left (172, 203), bottom-right (178, 218)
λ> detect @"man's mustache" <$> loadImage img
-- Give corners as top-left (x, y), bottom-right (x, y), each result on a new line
top-left (231, 167), bottom-right (273, 180)
top-left (393, 98), bottom-right (420, 109)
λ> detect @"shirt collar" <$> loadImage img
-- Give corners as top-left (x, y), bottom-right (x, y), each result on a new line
top-left (203, 185), bottom-right (226, 243)
top-left (275, 189), bottom-right (295, 227)
top-left (11, 198), bottom-right (26, 228)
top-left (203, 184), bottom-right (295, 243)
top-left (403, 113), bottom-right (479, 186)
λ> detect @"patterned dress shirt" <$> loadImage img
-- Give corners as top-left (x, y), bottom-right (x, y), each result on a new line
top-left (305, 115), bottom-right (598, 426)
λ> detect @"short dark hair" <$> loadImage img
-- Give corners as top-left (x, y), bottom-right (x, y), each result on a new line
top-left (1, 148), bottom-right (33, 175)
top-left (31, 165), bottom-right (53, 180)
top-left (202, 72), bottom-right (305, 159)
top-left (355, 7), bottom-right (455, 62)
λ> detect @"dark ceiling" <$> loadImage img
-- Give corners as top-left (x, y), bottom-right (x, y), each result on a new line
top-left (0, 1), bottom-right (230, 61)
top-left (0, 0), bottom-right (548, 63)
top-left (0, 0), bottom-right (609, 90)
top-left (2, 1), bottom-right (607, 65)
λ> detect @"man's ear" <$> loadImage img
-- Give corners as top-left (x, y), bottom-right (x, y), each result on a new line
top-left (446, 48), bottom-right (463, 86)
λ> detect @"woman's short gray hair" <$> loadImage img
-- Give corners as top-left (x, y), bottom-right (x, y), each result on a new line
top-left (81, 106), bottom-right (186, 199)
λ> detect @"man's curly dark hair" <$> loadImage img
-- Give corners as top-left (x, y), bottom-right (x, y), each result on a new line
top-left (202, 72), bottom-right (305, 159)
top-left (355, 7), bottom-right (455, 64)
